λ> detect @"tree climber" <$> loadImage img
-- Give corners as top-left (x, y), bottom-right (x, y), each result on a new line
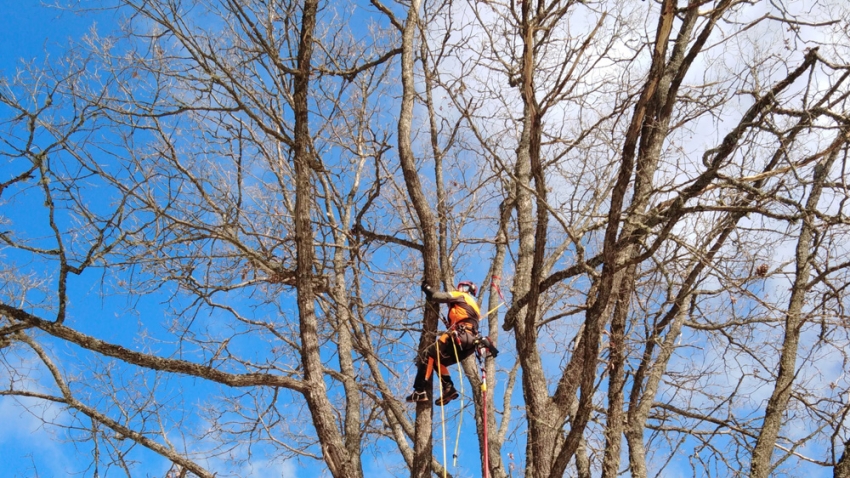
top-left (406, 280), bottom-right (482, 405)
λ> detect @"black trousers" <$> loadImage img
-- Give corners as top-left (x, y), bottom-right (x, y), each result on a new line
top-left (413, 328), bottom-right (477, 391)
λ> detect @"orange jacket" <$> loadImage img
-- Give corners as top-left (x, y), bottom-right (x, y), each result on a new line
top-left (428, 290), bottom-right (480, 329)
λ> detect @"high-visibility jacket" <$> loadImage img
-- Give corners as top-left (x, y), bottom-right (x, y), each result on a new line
top-left (421, 290), bottom-right (481, 380)
top-left (444, 291), bottom-right (480, 329)
top-left (426, 288), bottom-right (480, 329)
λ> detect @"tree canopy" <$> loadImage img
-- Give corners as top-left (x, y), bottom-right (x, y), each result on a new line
top-left (2, 0), bottom-right (850, 477)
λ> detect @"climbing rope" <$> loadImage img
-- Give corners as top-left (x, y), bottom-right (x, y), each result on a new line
top-left (425, 301), bottom-right (448, 478)
top-left (426, 300), bottom-right (467, 473)
top-left (482, 275), bottom-right (508, 318)
top-left (450, 333), bottom-right (464, 466)
top-left (476, 348), bottom-right (491, 478)
top-left (435, 332), bottom-right (448, 478)
top-left (478, 275), bottom-right (506, 478)
top-left (424, 279), bottom-right (504, 478)
top-left (491, 275), bottom-right (507, 303)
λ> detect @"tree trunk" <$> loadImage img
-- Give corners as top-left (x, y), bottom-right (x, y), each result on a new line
top-left (397, 1), bottom-right (443, 476)
top-left (292, 0), bottom-right (355, 475)
top-left (750, 131), bottom-right (845, 478)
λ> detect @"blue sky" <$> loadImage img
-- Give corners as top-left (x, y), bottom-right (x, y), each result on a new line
top-left (2, 2), bottom-right (847, 478)
top-left (0, 3), bottom-right (197, 477)
top-left (1, 5), bottom-right (98, 476)
top-left (0, 2), bottom-right (96, 69)
top-left (0, 5), bottom-right (485, 477)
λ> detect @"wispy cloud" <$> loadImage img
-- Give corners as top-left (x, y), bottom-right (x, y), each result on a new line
top-left (0, 396), bottom-right (75, 477)
top-left (240, 458), bottom-right (300, 478)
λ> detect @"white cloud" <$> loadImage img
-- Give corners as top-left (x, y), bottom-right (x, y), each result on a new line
top-left (240, 458), bottom-right (299, 478)
top-left (0, 396), bottom-right (75, 477)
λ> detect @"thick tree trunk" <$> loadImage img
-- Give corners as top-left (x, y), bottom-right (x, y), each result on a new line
top-left (510, 3), bottom-right (561, 476)
top-left (601, 280), bottom-right (630, 478)
top-left (292, 0), bottom-right (356, 476)
top-left (420, 43), bottom-right (453, 288)
top-left (397, 1), bottom-right (443, 477)
top-left (460, 198), bottom-right (515, 478)
top-left (750, 132), bottom-right (844, 478)
top-left (325, 174), bottom-right (364, 478)
top-left (836, 440), bottom-right (850, 478)
top-left (547, 0), bottom-right (678, 471)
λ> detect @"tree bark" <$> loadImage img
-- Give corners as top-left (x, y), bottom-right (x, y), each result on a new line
top-left (291, 0), bottom-right (356, 475)
top-left (397, 0), bottom-right (443, 476)
top-left (750, 130), bottom-right (846, 478)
